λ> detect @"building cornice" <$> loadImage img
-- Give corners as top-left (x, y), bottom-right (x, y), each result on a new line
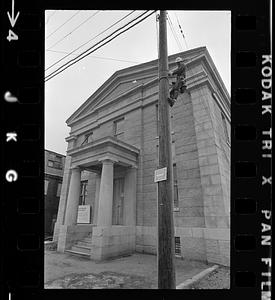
top-left (66, 48), bottom-right (230, 133)
top-left (66, 47), bottom-right (207, 125)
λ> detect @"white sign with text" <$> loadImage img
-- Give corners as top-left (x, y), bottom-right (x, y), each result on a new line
top-left (77, 205), bottom-right (91, 224)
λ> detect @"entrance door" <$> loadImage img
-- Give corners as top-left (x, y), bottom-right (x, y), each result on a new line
top-left (112, 178), bottom-right (124, 225)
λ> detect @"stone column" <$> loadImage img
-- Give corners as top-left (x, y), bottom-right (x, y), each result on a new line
top-left (53, 155), bottom-right (72, 241)
top-left (64, 167), bottom-right (81, 225)
top-left (93, 173), bottom-right (101, 225)
top-left (97, 159), bottom-right (114, 226)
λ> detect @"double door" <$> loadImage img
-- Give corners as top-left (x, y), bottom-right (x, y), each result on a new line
top-left (112, 178), bottom-right (124, 225)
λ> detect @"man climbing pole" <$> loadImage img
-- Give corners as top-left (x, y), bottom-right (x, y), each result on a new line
top-left (167, 57), bottom-right (187, 107)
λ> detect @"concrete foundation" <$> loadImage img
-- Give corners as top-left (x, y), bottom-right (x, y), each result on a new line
top-left (90, 226), bottom-right (136, 261)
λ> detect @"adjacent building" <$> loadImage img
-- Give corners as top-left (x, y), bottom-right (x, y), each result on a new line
top-left (45, 149), bottom-right (66, 237)
top-left (53, 47), bottom-right (230, 266)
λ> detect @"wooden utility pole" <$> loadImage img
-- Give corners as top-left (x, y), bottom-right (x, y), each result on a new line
top-left (157, 10), bottom-right (176, 289)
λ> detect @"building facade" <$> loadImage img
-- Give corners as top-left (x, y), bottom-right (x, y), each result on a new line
top-left (53, 47), bottom-right (230, 266)
top-left (45, 149), bottom-right (66, 237)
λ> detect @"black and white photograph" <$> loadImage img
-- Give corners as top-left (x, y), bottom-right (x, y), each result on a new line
top-left (44, 10), bottom-right (231, 289)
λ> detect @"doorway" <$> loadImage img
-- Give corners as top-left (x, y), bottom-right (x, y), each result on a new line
top-left (112, 178), bottom-right (124, 225)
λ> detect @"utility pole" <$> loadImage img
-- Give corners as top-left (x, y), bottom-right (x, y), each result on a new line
top-left (157, 10), bottom-right (176, 289)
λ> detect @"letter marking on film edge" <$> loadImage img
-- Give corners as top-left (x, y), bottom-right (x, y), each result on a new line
top-left (4, 91), bottom-right (18, 103)
top-left (5, 170), bottom-right (18, 182)
top-left (6, 0), bottom-right (20, 42)
top-left (261, 54), bottom-right (272, 300)
top-left (6, 132), bottom-right (17, 142)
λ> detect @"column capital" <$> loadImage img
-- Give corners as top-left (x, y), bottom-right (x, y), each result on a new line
top-left (98, 157), bottom-right (118, 164)
top-left (70, 166), bottom-right (81, 172)
top-left (129, 164), bottom-right (138, 169)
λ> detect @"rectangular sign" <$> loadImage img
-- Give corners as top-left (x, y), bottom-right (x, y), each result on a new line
top-left (154, 167), bottom-right (167, 182)
top-left (77, 205), bottom-right (91, 224)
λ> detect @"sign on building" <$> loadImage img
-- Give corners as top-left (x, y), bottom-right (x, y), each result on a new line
top-left (154, 167), bottom-right (167, 182)
top-left (77, 205), bottom-right (91, 224)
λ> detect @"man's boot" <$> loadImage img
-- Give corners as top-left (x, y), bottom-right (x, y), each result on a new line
top-left (167, 97), bottom-right (176, 107)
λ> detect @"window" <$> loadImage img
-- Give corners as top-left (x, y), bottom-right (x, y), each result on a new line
top-left (48, 159), bottom-right (62, 169)
top-left (114, 118), bottom-right (124, 139)
top-left (79, 181), bottom-right (88, 205)
top-left (175, 237), bottom-right (181, 256)
top-left (81, 131), bottom-right (93, 145)
top-left (44, 180), bottom-right (49, 195)
top-left (221, 113), bottom-right (230, 143)
top-left (56, 182), bottom-right (62, 197)
top-left (55, 155), bottom-right (62, 161)
top-left (173, 163), bottom-right (179, 208)
top-left (48, 160), bottom-right (54, 167)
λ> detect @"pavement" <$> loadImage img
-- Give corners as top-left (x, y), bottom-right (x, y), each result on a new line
top-left (45, 249), bottom-right (216, 289)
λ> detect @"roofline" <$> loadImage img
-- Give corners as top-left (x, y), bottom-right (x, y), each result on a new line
top-left (45, 149), bottom-right (66, 157)
top-left (66, 46), bottom-right (207, 124)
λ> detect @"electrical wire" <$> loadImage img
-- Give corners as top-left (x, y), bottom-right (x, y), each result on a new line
top-left (167, 13), bottom-right (183, 51)
top-left (155, 11), bottom-right (159, 57)
top-left (47, 10), bottom-right (101, 50)
top-left (46, 49), bottom-right (140, 64)
top-left (45, 10), bottom-right (136, 72)
top-left (46, 10), bottom-right (57, 24)
top-left (45, 11), bottom-right (155, 82)
top-left (174, 12), bottom-right (189, 50)
top-left (46, 10), bottom-right (81, 39)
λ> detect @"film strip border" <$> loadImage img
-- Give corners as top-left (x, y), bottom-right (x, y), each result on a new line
top-left (0, 2), bottom-right (44, 299)
top-left (0, 3), bottom-right (272, 300)
top-left (232, 8), bottom-right (272, 300)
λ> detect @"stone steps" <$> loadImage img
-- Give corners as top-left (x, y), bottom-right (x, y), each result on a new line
top-left (65, 233), bottom-right (93, 258)
top-left (71, 244), bottom-right (91, 254)
top-left (82, 237), bottom-right (93, 243)
top-left (65, 249), bottom-right (90, 258)
top-left (77, 241), bottom-right (92, 248)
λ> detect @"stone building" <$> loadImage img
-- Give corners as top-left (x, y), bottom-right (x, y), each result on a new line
top-left (53, 46), bottom-right (230, 266)
top-left (45, 149), bottom-right (66, 237)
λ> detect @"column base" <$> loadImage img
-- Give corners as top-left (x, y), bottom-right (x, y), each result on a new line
top-left (91, 226), bottom-right (136, 261)
top-left (57, 224), bottom-right (93, 252)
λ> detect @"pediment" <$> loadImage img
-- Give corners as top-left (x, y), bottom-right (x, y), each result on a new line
top-left (67, 47), bottom-right (208, 126)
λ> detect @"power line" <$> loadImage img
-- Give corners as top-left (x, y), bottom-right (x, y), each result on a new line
top-left (45, 11), bottom-right (150, 79)
top-left (46, 10), bottom-right (81, 39)
top-left (155, 11), bottom-right (159, 56)
top-left (167, 13), bottom-right (183, 51)
top-left (45, 10), bottom-right (156, 82)
top-left (45, 10), bottom-right (153, 81)
top-left (47, 10), bottom-right (101, 50)
top-left (46, 10), bottom-right (57, 24)
top-left (174, 12), bottom-right (189, 50)
top-left (46, 49), bottom-right (140, 64)
top-left (45, 10), bottom-right (136, 72)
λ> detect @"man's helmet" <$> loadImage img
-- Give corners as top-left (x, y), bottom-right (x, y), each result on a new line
top-left (175, 57), bottom-right (183, 63)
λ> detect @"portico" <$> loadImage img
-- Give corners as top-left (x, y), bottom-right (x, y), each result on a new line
top-left (56, 136), bottom-right (139, 260)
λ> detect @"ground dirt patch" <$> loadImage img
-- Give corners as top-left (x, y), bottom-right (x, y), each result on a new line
top-left (45, 271), bottom-right (154, 289)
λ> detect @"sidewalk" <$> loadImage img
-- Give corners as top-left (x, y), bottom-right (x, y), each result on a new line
top-left (45, 250), bottom-right (214, 289)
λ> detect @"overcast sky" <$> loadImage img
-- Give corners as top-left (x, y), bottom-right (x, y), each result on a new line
top-left (45, 10), bottom-right (231, 155)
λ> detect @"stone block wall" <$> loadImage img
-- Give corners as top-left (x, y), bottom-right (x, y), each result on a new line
top-left (91, 226), bottom-right (136, 260)
top-left (189, 84), bottom-right (230, 265)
